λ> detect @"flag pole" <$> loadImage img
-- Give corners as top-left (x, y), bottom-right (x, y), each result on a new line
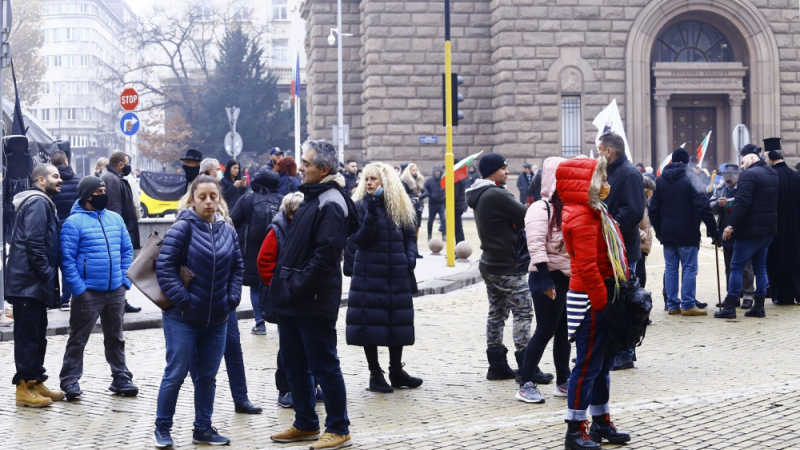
top-left (293, 52), bottom-right (301, 158)
top-left (444, 0), bottom-right (455, 267)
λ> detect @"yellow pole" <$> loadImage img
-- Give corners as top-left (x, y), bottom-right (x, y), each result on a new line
top-left (444, 45), bottom-right (455, 266)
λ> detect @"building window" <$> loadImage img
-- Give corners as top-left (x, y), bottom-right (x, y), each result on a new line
top-left (653, 21), bottom-right (733, 62)
top-left (561, 96), bottom-right (581, 157)
top-left (66, 108), bottom-right (78, 121)
top-left (272, 40), bottom-right (289, 65)
top-left (42, 82), bottom-right (51, 94)
top-left (67, 28), bottom-right (77, 41)
top-left (272, 0), bottom-right (288, 21)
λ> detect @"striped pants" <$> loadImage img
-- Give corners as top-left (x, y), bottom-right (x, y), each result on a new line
top-left (565, 306), bottom-right (617, 421)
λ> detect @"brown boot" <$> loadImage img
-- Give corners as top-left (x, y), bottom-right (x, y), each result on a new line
top-left (310, 432), bottom-right (352, 449)
top-left (270, 426), bottom-right (321, 443)
top-left (16, 380), bottom-right (53, 408)
top-left (34, 381), bottom-right (65, 401)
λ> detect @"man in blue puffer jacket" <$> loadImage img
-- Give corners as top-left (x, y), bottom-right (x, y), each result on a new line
top-left (58, 176), bottom-right (138, 401)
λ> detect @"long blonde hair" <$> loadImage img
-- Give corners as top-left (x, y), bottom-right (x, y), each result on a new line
top-left (352, 162), bottom-right (416, 229)
top-left (400, 163), bottom-right (425, 193)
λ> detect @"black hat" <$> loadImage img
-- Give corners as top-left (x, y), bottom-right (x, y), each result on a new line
top-left (672, 147), bottom-right (690, 164)
top-left (767, 150), bottom-right (783, 161)
top-left (77, 176), bottom-right (105, 201)
top-left (180, 149), bottom-right (203, 162)
top-left (763, 137), bottom-right (781, 153)
top-left (740, 144), bottom-right (762, 157)
top-left (479, 153), bottom-right (508, 178)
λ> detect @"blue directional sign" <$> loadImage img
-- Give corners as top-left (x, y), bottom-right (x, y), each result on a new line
top-left (419, 136), bottom-right (438, 144)
top-left (120, 112), bottom-right (140, 136)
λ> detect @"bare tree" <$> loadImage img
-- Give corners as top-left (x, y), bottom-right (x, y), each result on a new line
top-left (2, 0), bottom-right (47, 106)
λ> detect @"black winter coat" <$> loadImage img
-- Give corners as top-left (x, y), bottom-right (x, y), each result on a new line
top-left (344, 195), bottom-right (417, 347)
top-left (53, 165), bottom-right (81, 225)
top-left (157, 209), bottom-right (244, 327)
top-left (220, 175), bottom-right (247, 209)
top-left (455, 177), bottom-right (468, 211)
top-left (5, 189), bottom-right (60, 306)
top-left (649, 163), bottom-right (717, 247)
top-left (278, 173), bottom-right (300, 196)
top-left (343, 171), bottom-right (358, 195)
top-left (424, 166), bottom-right (445, 205)
top-left (267, 178), bottom-right (359, 322)
top-left (728, 160), bottom-right (779, 240)
top-left (102, 166), bottom-right (140, 249)
top-left (604, 154), bottom-right (645, 262)
top-left (259, 210), bottom-right (290, 324)
top-left (230, 169), bottom-right (283, 286)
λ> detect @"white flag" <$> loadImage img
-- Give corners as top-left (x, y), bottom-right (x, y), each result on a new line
top-left (592, 99), bottom-right (632, 161)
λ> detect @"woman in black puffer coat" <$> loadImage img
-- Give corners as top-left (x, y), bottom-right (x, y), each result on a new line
top-left (344, 162), bottom-right (423, 393)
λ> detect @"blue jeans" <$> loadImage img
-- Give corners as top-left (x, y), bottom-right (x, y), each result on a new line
top-left (250, 288), bottom-right (263, 326)
top-left (663, 245), bottom-right (699, 311)
top-left (189, 311), bottom-right (248, 404)
top-left (278, 315), bottom-right (349, 435)
top-left (427, 203), bottom-right (445, 238)
top-left (156, 315), bottom-right (227, 431)
top-left (566, 308), bottom-right (616, 421)
top-left (728, 237), bottom-right (772, 298)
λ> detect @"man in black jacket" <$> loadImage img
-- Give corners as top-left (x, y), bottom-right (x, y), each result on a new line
top-left (516, 163), bottom-right (533, 204)
top-left (342, 160), bottom-right (358, 194)
top-left (50, 150), bottom-right (81, 311)
top-left (597, 132), bottom-right (644, 370)
top-left (424, 165), bottom-right (445, 241)
top-left (715, 150), bottom-right (779, 319)
top-left (101, 152), bottom-right (141, 313)
top-left (6, 164), bottom-right (65, 407)
top-left (268, 140), bottom-right (357, 450)
top-left (466, 154), bottom-right (537, 387)
top-left (649, 148), bottom-right (718, 316)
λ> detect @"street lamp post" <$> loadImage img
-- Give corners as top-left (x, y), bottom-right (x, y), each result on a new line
top-left (58, 83), bottom-right (66, 139)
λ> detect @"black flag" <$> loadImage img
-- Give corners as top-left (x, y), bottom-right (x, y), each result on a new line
top-left (10, 58), bottom-right (28, 136)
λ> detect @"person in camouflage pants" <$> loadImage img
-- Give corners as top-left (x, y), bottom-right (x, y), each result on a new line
top-left (482, 272), bottom-right (533, 353)
top-left (465, 153), bottom-right (533, 381)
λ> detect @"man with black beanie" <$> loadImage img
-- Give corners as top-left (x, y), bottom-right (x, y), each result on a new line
top-left (58, 176), bottom-right (138, 401)
top-left (649, 147), bottom-right (718, 316)
top-left (466, 153), bottom-right (536, 387)
top-left (764, 139), bottom-right (800, 305)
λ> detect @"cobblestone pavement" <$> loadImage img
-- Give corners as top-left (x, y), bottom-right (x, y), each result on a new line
top-left (2, 229), bottom-right (800, 449)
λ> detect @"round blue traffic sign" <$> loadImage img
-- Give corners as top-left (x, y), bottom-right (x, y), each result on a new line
top-left (120, 112), bottom-right (140, 136)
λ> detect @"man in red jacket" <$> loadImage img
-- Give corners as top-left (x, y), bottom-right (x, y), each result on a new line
top-left (557, 156), bottom-right (630, 450)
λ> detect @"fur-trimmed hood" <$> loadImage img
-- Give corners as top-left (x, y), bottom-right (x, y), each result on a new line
top-left (556, 156), bottom-right (607, 211)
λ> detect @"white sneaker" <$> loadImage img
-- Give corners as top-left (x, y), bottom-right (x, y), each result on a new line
top-left (553, 382), bottom-right (568, 397)
top-left (0, 315), bottom-right (14, 327)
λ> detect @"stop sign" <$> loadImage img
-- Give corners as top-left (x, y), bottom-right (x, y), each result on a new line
top-left (120, 88), bottom-right (139, 111)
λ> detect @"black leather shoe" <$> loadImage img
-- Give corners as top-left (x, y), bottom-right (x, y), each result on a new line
top-left (389, 364), bottom-right (423, 388)
top-left (109, 377), bottom-right (139, 396)
top-left (695, 301), bottom-right (707, 309)
top-left (744, 296), bottom-right (766, 318)
top-left (714, 295), bottom-right (738, 319)
top-left (741, 298), bottom-right (754, 310)
top-left (369, 370), bottom-right (394, 393)
top-left (611, 353), bottom-right (634, 371)
top-left (64, 383), bottom-right (82, 401)
top-left (124, 302), bottom-right (142, 313)
top-left (234, 400), bottom-right (263, 414)
top-left (589, 414), bottom-right (631, 444)
top-left (532, 371), bottom-right (554, 384)
top-left (565, 420), bottom-right (600, 450)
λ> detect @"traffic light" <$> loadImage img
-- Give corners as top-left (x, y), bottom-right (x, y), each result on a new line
top-left (442, 73), bottom-right (465, 126)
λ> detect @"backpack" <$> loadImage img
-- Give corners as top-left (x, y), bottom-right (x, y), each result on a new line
top-left (245, 192), bottom-right (282, 253)
top-left (604, 277), bottom-right (653, 355)
top-left (517, 200), bottom-right (550, 273)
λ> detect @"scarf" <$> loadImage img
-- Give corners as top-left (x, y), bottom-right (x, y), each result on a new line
top-left (598, 202), bottom-right (629, 296)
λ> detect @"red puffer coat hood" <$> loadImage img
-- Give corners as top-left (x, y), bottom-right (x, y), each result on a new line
top-left (556, 156), bottom-right (614, 310)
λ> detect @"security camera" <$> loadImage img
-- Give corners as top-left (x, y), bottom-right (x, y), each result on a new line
top-left (328, 29), bottom-right (336, 46)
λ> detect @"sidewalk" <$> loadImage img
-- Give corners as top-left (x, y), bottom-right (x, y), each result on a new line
top-left (0, 242), bottom-right (482, 342)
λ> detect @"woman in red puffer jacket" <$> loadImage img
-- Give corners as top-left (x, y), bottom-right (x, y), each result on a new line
top-left (556, 156), bottom-right (631, 450)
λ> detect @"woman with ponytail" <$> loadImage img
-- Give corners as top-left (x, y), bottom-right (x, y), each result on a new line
top-left (344, 162), bottom-right (423, 393)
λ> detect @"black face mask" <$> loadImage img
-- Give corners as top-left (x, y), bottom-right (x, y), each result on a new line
top-left (122, 164), bottom-right (132, 176)
top-left (88, 194), bottom-right (109, 211)
top-left (184, 165), bottom-right (200, 183)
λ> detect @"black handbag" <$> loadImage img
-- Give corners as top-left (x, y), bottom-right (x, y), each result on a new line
top-left (409, 271), bottom-right (418, 295)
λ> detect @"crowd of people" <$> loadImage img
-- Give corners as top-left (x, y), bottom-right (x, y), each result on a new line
top-left (3, 134), bottom-right (799, 450)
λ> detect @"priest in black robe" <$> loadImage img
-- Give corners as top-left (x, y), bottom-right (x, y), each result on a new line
top-left (764, 138), bottom-right (800, 305)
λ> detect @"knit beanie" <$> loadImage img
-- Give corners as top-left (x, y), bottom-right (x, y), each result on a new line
top-left (77, 176), bottom-right (105, 201)
top-left (479, 153), bottom-right (507, 178)
top-left (671, 147), bottom-right (689, 164)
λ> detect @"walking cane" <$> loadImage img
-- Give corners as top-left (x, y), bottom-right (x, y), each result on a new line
top-left (714, 240), bottom-right (722, 312)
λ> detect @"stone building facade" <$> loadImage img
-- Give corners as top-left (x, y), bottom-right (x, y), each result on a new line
top-left (301, 0), bottom-right (797, 172)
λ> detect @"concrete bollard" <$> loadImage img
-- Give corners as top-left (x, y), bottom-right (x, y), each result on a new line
top-left (455, 241), bottom-right (472, 263)
top-left (428, 238), bottom-right (444, 255)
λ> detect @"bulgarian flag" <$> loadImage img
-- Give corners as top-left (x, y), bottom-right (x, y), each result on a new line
top-left (441, 151), bottom-right (482, 189)
top-left (290, 53), bottom-right (300, 102)
top-left (695, 131), bottom-right (712, 167)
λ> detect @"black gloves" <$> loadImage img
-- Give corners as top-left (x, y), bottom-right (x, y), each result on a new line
top-left (367, 196), bottom-right (383, 216)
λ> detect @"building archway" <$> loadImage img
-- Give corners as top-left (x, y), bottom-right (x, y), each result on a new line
top-left (625, 0), bottom-right (779, 166)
